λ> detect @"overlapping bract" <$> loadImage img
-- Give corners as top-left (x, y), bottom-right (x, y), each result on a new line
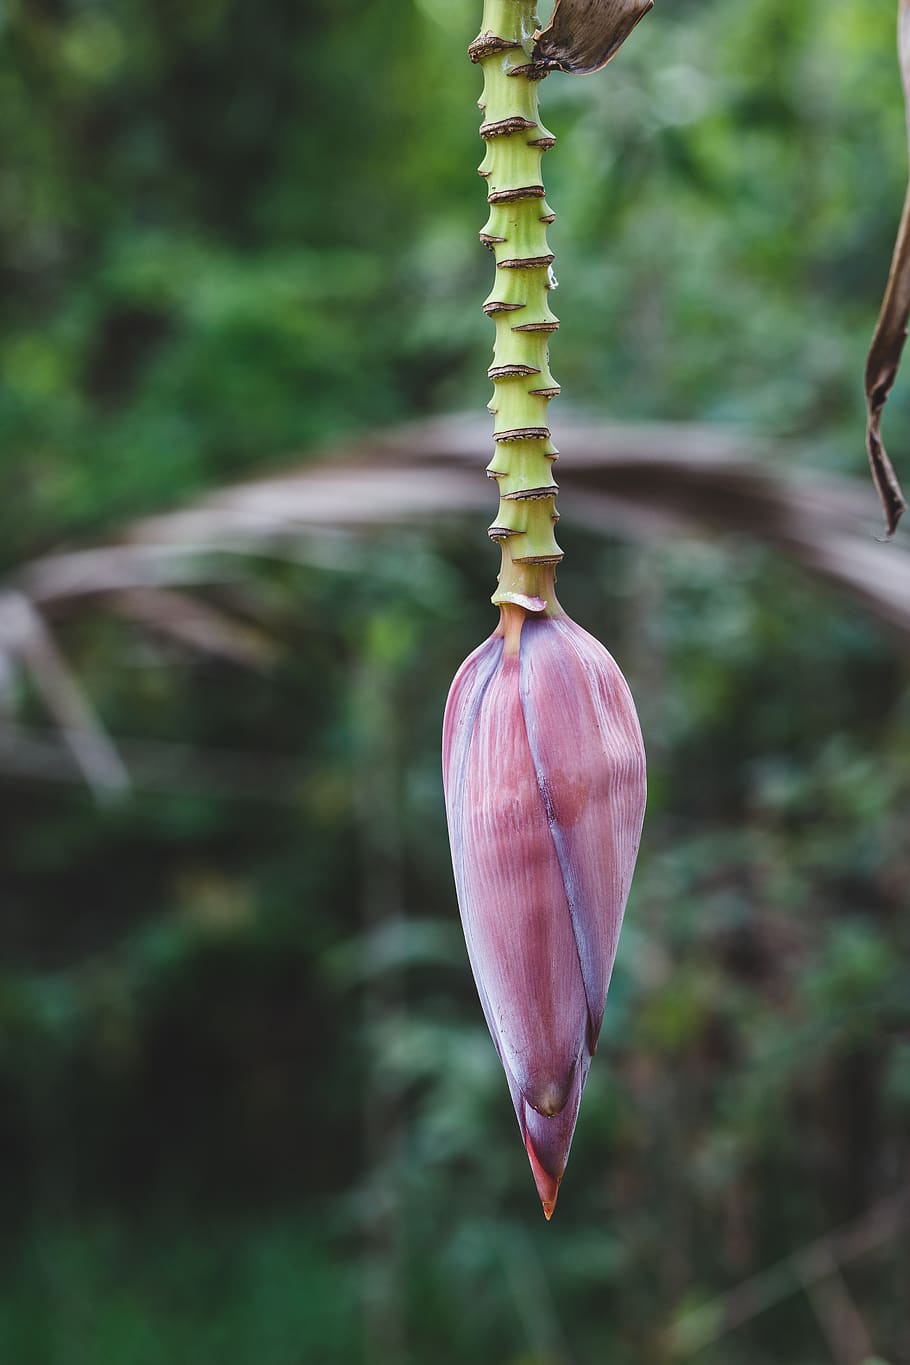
top-left (442, 611), bottom-right (646, 1217)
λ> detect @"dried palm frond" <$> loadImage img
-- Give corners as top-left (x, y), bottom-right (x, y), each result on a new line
top-left (2, 414), bottom-right (907, 796)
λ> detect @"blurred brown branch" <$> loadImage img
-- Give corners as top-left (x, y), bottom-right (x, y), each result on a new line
top-left (2, 414), bottom-right (909, 796)
top-left (19, 414), bottom-right (909, 634)
top-left (0, 590), bottom-right (130, 798)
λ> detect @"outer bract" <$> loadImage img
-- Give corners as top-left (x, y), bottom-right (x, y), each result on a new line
top-left (442, 608), bottom-right (646, 1218)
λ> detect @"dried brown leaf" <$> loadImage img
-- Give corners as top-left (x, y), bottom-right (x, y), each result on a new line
top-left (865, 0), bottom-right (910, 537)
top-left (13, 415), bottom-right (910, 641)
top-left (532, 0), bottom-right (653, 76)
top-left (110, 587), bottom-right (274, 669)
top-left (0, 591), bottom-right (131, 798)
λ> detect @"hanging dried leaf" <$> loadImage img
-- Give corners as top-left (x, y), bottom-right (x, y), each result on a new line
top-left (865, 0), bottom-right (910, 537)
top-left (532, 0), bottom-right (653, 76)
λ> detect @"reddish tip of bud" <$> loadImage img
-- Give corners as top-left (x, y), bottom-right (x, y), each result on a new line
top-left (526, 1135), bottom-right (561, 1220)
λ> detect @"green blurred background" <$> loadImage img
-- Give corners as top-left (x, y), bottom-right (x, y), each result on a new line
top-left (1, 0), bottom-right (909, 1361)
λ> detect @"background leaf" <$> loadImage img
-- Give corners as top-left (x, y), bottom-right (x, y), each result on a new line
top-left (864, 0), bottom-right (910, 534)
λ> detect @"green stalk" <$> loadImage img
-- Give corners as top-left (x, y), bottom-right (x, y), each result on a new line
top-left (470, 0), bottom-right (563, 615)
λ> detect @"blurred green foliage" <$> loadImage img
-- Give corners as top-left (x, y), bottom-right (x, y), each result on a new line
top-left (0, 0), bottom-right (909, 1362)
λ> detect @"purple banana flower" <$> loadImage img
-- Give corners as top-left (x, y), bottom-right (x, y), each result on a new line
top-left (442, 604), bottom-right (646, 1218)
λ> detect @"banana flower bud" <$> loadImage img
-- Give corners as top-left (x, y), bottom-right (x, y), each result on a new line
top-left (442, 604), bottom-right (646, 1218)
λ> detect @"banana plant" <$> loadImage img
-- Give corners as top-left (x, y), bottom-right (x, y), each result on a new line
top-left (442, 0), bottom-right (652, 1219)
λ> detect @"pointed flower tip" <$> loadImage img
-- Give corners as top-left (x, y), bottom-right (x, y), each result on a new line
top-left (526, 1135), bottom-right (561, 1220)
